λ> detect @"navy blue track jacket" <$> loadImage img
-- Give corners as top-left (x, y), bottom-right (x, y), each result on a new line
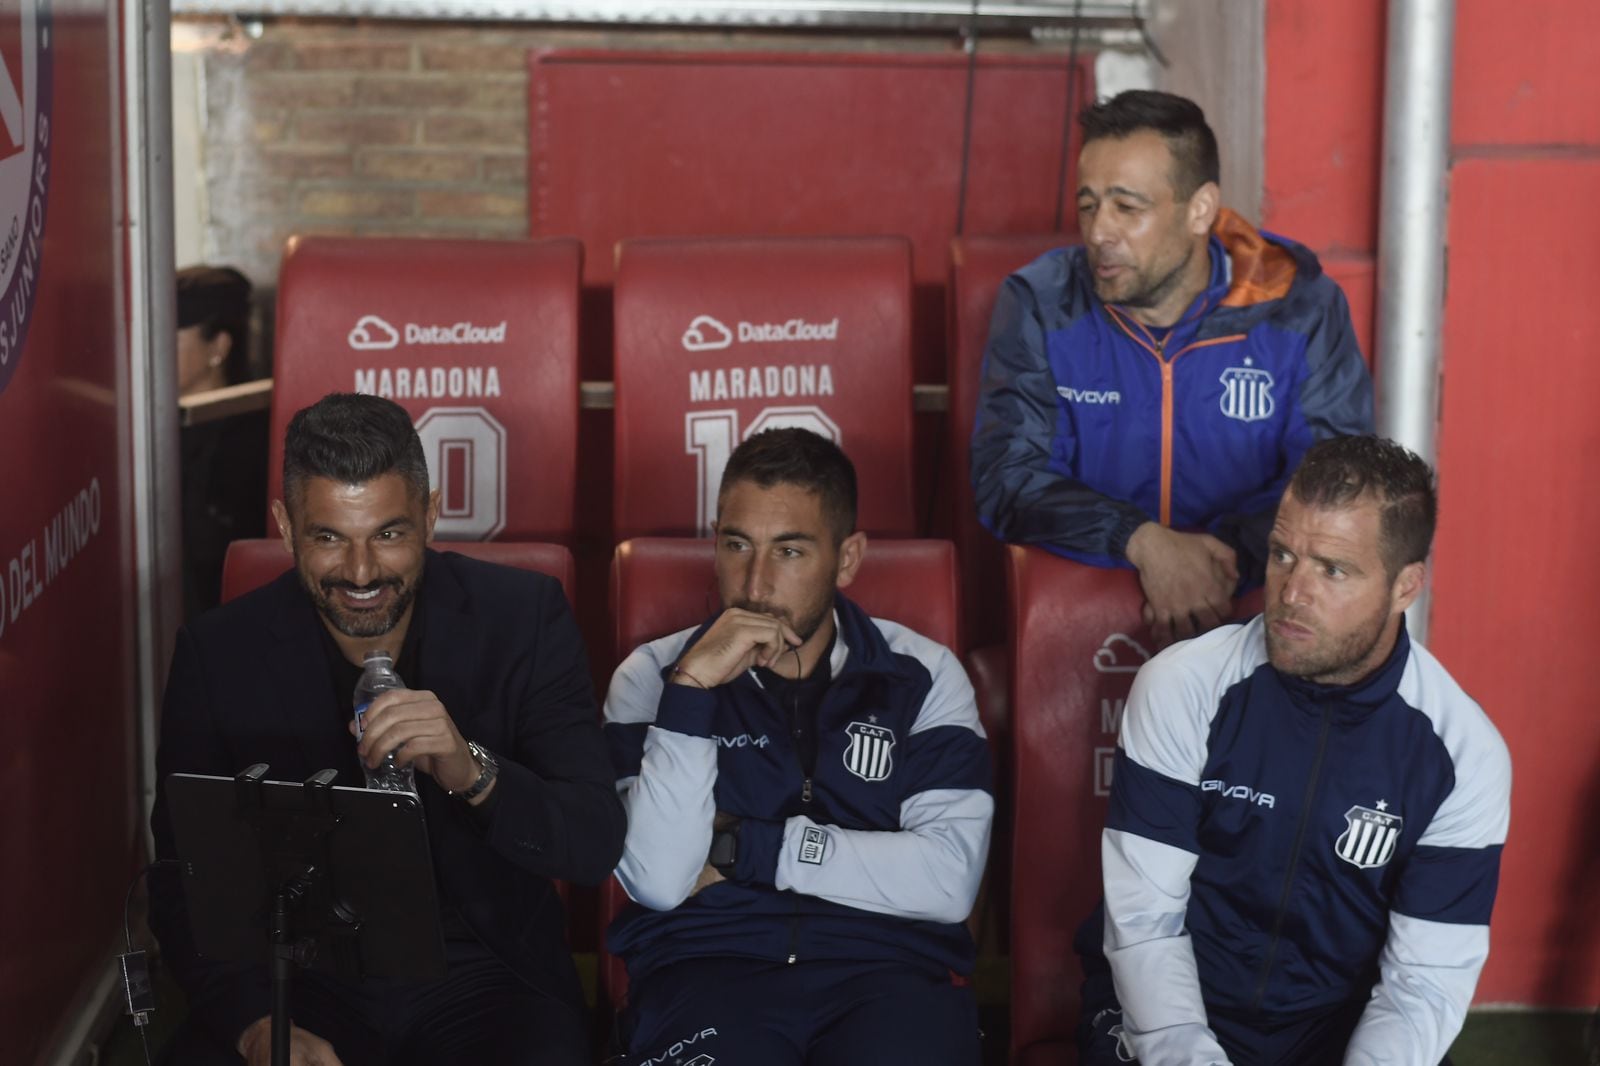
top-left (1104, 617), bottom-right (1511, 1065)
top-left (971, 210), bottom-right (1374, 579)
top-left (604, 595), bottom-right (993, 985)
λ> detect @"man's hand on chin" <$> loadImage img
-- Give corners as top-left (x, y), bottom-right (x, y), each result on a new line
top-left (1126, 522), bottom-right (1239, 646)
top-left (238, 1017), bottom-right (345, 1066)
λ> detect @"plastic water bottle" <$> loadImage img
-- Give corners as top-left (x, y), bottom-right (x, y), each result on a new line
top-left (353, 650), bottom-right (415, 793)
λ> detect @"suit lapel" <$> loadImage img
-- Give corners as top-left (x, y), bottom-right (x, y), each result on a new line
top-left (414, 551), bottom-right (489, 738)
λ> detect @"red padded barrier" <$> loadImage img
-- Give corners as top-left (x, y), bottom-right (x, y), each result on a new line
top-left (612, 237), bottom-right (916, 540)
top-left (600, 535), bottom-right (964, 1008)
top-left (268, 236), bottom-right (583, 542)
top-left (1007, 545), bottom-right (1151, 1063)
top-left (221, 538), bottom-right (578, 606)
top-left (946, 234), bottom-right (1069, 651)
top-left (1006, 546), bottom-right (1265, 1060)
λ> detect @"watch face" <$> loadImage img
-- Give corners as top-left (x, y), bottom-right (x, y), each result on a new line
top-left (709, 830), bottom-right (737, 870)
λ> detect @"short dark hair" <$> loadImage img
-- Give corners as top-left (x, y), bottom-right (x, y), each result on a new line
top-left (282, 393), bottom-right (429, 511)
top-left (718, 428), bottom-right (858, 543)
top-left (1287, 436), bottom-right (1437, 580)
top-left (176, 265), bottom-right (253, 385)
top-left (1078, 89), bottom-right (1221, 200)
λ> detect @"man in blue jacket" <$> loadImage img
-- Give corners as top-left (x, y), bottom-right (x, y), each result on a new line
top-left (971, 90), bottom-right (1373, 644)
top-left (1089, 436), bottom-right (1510, 1065)
top-left (605, 428), bottom-right (993, 1065)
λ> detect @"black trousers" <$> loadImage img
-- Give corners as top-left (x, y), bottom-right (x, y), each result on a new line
top-left (161, 937), bottom-right (588, 1066)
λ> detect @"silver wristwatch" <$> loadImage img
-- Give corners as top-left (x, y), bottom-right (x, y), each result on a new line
top-left (451, 741), bottom-right (500, 800)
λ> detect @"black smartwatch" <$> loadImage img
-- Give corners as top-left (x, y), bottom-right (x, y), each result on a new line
top-left (708, 820), bottom-right (741, 876)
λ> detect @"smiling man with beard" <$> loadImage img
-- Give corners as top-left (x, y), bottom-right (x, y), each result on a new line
top-left (149, 392), bottom-right (624, 1066)
top-left (1083, 436), bottom-right (1511, 1066)
top-left (972, 90), bottom-right (1374, 647)
top-left (604, 428), bottom-right (993, 1066)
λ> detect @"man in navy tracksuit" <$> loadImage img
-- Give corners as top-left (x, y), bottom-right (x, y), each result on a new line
top-left (1086, 437), bottom-right (1511, 1065)
top-left (971, 90), bottom-right (1373, 645)
top-left (605, 428), bottom-right (993, 1065)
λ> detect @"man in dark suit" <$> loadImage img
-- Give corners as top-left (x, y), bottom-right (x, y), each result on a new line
top-left (150, 392), bottom-right (625, 1065)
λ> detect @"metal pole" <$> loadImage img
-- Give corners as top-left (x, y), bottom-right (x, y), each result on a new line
top-left (1375, 0), bottom-right (1454, 643)
top-left (126, 0), bottom-right (181, 844)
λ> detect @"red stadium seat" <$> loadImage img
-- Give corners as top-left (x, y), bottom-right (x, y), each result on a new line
top-left (1006, 546), bottom-right (1264, 1064)
top-left (1007, 545), bottom-right (1149, 1065)
top-left (220, 538), bottom-right (577, 605)
top-left (600, 535), bottom-right (964, 1009)
top-left (268, 236), bottom-right (583, 542)
top-left (612, 236), bottom-right (917, 540)
top-left (946, 236), bottom-right (1068, 959)
top-left (946, 234), bottom-right (1067, 653)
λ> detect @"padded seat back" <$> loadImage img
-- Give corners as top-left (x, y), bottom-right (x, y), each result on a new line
top-left (1007, 545), bottom-right (1151, 1062)
top-left (946, 234), bottom-right (1067, 650)
top-left (612, 237), bottom-right (916, 539)
top-left (269, 236), bottom-right (582, 541)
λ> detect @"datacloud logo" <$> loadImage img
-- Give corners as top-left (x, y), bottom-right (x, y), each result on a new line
top-left (0, 0), bottom-right (53, 396)
top-left (681, 313), bottom-right (839, 352)
top-left (347, 313), bottom-right (507, 351)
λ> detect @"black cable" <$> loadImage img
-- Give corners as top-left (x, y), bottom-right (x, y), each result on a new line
top-left (123, 866), bottom-right (141, 952)
top-left (954, 0), bottom-right (982, 237)
top-left (122, 862), bottom-right (179, 1066)
top-left (1053, 0), bottom-right (1086, 232)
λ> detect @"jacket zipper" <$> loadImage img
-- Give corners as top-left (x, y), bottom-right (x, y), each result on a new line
top-left (1103, 304), bottom-right (1247, 529)
top-left (783, 684), bottom-right (814, 964)
top-left (1156, 337), bottom-right (1174, 526)
top-left (1251, 705), bottom-right (1332, 1011)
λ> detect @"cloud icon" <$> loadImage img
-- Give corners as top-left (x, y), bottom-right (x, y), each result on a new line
top-left (1093, 633), bottom-right (1153, 674)
top-left (348, 314), bottom-right (400, 351)
top-left (682, 314), bottom-right (733, 352)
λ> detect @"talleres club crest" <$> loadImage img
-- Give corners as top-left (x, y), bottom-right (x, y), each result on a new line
top-left (1335, 801), bottom-right (1404, 870)
top-left (0, 0), bottom-right (52, 397)
top-left (843, 718), bottom-right (895, 783)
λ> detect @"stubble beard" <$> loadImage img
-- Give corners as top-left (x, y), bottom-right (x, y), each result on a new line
top-left (729, 593), bottom-right (833, 648)
top-left (1099, 241), bottom-right (1197, 313)
top-left (1265, 600), bottom-right (1393, 687)
top-left (301, 568), bottom-right (416, 639)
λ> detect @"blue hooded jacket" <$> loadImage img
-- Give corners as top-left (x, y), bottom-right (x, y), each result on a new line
top-left (971, 210), bottom-right (1374, 581)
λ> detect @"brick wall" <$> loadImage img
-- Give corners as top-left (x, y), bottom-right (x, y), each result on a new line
top-left (180, 19), bottom-right (1042, 292)
top-left (190, 22), bottom-right (537, 286)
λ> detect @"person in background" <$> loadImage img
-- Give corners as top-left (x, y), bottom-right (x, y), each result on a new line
top-left (177, 265), bottom-right (268, 618)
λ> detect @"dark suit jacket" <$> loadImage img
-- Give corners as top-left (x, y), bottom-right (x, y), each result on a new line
top-left (149, 549), bottom-right (626, 1048)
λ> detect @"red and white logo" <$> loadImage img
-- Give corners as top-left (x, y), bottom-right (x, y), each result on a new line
top-left (0, 0), bottom-right (50, 395)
